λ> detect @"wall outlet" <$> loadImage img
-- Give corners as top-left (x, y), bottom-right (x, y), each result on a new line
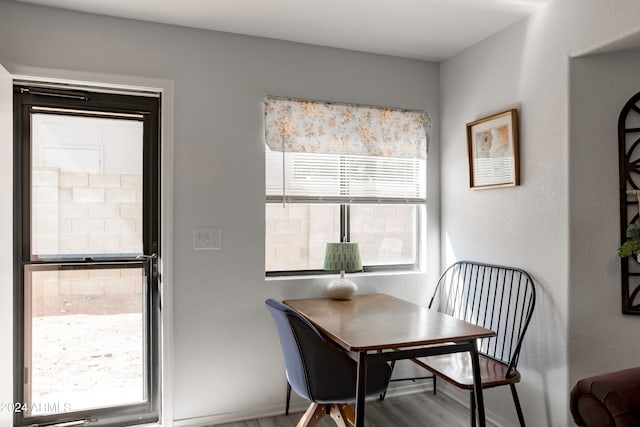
top-left (193, 227), bottom-right (222, 250)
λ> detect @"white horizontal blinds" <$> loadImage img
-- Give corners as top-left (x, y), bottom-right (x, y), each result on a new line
top-left (264, 96), bottom-right (430, 204)
top-left (265, 150), bottom-right (425, 202)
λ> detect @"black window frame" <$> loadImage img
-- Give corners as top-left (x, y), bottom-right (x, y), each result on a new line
top-left (13, 84), bottom-right (161, 427)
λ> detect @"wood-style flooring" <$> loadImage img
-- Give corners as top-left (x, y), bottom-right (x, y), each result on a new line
top-left (211, 392), bottom-right (500, 427)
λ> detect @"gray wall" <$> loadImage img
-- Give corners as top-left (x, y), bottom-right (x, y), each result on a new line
top-left (0, 0), bottom-right (440, 424)
top-left (441, 16), bottom-right (569, 427)
top-left (441, 0), bottom-right (640, 425)
top-left (4, 0), bottom-right (640, 425)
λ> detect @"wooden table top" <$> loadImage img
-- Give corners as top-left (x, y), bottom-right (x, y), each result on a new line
top-left (283, 293), bottom-right (496, 352)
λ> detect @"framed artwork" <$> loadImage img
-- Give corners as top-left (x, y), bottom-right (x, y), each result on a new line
top-left (466, 109), bottom-right (520, 189)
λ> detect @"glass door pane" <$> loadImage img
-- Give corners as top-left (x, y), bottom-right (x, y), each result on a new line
top-left (31, 113), bottom-right (144, 259)
top-left (25, 265), bottom-right (146, 416)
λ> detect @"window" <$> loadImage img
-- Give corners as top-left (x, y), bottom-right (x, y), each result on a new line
top-left (264, 97), bottom-right (429, 275)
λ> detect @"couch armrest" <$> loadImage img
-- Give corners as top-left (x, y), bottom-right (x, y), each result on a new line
top-left (570, 367), bottom-right (640, 427)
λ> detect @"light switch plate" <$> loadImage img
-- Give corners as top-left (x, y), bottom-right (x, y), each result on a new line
top-left (193, 227), bottom-right (222, 250)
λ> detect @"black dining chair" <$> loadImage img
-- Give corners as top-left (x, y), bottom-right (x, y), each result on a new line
top-left (265, 298), bottom-right (391, 426)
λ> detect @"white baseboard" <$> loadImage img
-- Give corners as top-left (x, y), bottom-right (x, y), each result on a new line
top-left (172, 392), bottom-right (414, 427)
top-left (171, 384), bottom-right (427, 427)
top-left (173, 404), bottom-right (286, 427)
top-left (172, 382), bottom-right (511, 427)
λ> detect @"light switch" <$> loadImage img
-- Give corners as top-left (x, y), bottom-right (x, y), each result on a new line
top-left (193, 227), bottom-right (222, 250)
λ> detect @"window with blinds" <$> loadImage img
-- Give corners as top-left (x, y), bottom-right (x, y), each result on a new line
top-left (264, 96), bottom-right (430, 275)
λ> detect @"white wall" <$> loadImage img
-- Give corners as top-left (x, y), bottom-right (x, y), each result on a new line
top-left (569, 48), bottom-right (640, 389)
top-left (0, 1), bottom-right (440, 424)
top-left (441, 0), bottom-right (640, 425)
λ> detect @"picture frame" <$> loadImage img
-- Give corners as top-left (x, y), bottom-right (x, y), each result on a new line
top-left (466, 109), bottom-right (520, 189)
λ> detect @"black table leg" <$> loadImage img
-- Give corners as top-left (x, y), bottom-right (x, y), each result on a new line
top-left (355, 351), bottom-right (367, 427)
top-left (469, 340), bottom-right (486, 427)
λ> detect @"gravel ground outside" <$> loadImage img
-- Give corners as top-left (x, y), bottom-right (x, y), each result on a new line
top-left (29, 313), bottom-right (144, 415)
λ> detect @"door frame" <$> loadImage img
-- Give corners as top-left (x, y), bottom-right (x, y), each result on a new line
top-left (7, 64), bottom-right (174, 426)
top-left (0, 64), bottom-right (14, 427)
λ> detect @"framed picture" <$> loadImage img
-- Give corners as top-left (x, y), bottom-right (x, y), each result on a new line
top-left (466, 109), bottom-right (520, 189)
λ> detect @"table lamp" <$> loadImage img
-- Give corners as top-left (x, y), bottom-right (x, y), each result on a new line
top-left (323, 242), bottom-right (362, 300)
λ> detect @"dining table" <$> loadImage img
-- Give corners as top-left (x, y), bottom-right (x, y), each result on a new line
top-left (283, 293), bottom-right (496, 427)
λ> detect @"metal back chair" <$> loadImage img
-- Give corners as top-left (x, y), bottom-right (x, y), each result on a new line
top-left (425, 261), bottom-right (536, 426)
top-left (266, 299), bottom-right (391, 426)
top-left (429, 261), bottom-right (536, 377)
top-left (380, 261), bottom-right (535, 427)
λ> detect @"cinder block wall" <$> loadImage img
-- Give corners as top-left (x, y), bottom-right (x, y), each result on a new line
top-left (29, 168), bottom-right (143, 316)
top-left (265, 204), bottom-right (416, 271)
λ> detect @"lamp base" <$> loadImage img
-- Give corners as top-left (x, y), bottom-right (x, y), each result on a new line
top-left (326, 278), bottom-right (357, 300)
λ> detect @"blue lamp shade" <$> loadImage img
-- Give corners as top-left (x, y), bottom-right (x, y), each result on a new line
top-left (323, 243), bottom-right (362, 273)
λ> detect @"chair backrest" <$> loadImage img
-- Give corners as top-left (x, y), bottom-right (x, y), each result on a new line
top-left (429, 261), bottom-right (535, 376)
top-left (265, 298), bottom-right (365, 403)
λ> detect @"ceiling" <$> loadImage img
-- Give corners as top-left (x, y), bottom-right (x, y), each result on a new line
top-left (12, 0), bottom-right (550, 61)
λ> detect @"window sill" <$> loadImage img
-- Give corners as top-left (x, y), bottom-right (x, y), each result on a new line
top-left (265, 267), bottom-right (423, 282)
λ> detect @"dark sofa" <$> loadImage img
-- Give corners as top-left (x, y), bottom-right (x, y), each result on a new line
top-left (570, 367), bottom-right (640, 426)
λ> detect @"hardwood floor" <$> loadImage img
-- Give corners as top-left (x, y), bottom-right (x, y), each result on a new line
top-left (211, 392), bottom-right (499, 427)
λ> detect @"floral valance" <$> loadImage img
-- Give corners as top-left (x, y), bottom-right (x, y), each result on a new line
top-left (264, 97), bottom-right (430, 160)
